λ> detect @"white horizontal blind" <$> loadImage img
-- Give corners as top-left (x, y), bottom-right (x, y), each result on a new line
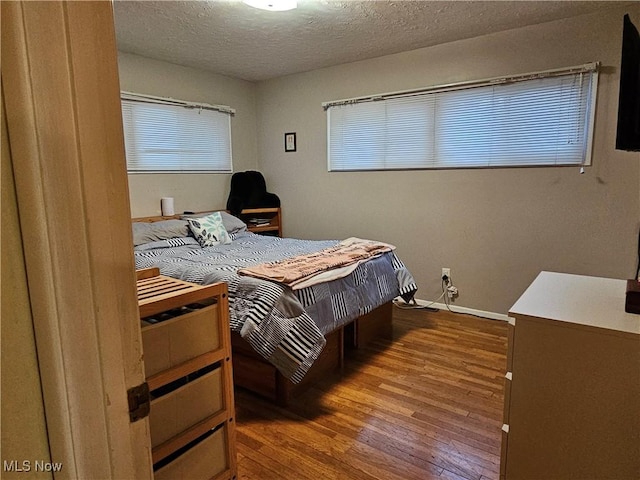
top-left (122, 97), bottom-right (233, 173)
top-left (327, 66), bottom-right (598, 171)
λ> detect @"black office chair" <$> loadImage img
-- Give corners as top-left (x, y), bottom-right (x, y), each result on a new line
top-left (226, 171), bottom-right (280, 215)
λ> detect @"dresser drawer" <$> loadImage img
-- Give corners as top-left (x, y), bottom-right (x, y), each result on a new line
top-left (505, 317), bottom-right (515, 372)
top-left (500, 424), bottom-right (509, 479)
top-left (154, 425), bottom-right (228, 480)
top-left (150, 367), bottom-right (224, 448)
top-left (502, 371), bottom-right (512, 424)
top-left (142, 303), bottom-right (221, 377)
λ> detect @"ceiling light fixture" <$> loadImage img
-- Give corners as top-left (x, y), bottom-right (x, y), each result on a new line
top-left (243, 0), bottom-right (297, 12)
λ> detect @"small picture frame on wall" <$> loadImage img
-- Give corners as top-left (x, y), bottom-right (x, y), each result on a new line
top-left (284, 132), bottom-right (296, 152)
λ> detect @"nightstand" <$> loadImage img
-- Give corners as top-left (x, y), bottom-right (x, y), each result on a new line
top-left (239, 207), bottom-right (281, 237)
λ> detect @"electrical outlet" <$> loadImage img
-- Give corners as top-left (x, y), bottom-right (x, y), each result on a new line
top-left (442, 268), bottom-right (451, 280)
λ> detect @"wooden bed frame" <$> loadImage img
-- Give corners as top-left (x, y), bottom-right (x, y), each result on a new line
top-left (231, 301), bottom-right (392, 405)
top-left (132, 213), bottom-right (394, 405)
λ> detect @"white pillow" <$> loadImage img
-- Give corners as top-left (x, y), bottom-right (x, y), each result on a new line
top-left (132, 220), bottom-right (189, 246)
top-left (186, 212), bottom-right (231, 247)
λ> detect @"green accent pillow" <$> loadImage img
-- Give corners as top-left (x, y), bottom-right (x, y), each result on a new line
top-left (186, 212), bottom-right (231, 247)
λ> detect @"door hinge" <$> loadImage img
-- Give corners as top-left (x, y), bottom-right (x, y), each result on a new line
top-left (127, 382), bottom-right (150, 423)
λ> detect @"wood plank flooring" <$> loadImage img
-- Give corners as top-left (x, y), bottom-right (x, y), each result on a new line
top-left (235, 306), bottom-right (508, 480)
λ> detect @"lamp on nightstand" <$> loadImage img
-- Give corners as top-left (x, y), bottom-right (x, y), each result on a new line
top-left (160, 197), bottom-right (174, 216)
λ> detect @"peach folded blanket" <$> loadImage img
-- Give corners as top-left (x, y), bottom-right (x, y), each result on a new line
top-left (238, 237), bottom-right (395, 288)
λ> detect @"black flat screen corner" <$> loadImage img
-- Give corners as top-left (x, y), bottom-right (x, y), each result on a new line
top-left (616, 14), bottom-right (640, 152)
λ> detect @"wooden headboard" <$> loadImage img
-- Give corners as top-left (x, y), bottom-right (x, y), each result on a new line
top-left (132, 214), bottom-right (182, 223)
top-left (132, 210), bottom-right (222, 223)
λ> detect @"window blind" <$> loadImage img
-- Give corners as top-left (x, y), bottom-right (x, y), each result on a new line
top-left (326, 64), bottom-right (598, 171)
top-left (121, 94), bottom-right (233, 173)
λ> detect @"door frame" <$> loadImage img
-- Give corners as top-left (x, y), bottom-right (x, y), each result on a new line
top-left (2, 2), bottom-right (152, 478)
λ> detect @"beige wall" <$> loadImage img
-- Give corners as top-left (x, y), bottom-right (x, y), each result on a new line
top-left (118, 52), bottom-right (259, 217)
top-left (256, 6), bottom-right (640, 314)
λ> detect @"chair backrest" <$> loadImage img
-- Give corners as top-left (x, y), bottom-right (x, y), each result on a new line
top-left (226, 171), bottom-right (280, 214)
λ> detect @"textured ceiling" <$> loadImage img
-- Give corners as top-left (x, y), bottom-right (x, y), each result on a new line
top-left (114, 0), bottom-right (627, 82)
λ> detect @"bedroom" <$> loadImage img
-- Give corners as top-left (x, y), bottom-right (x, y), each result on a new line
top-left (118, 1), bottom-right (639, 318)
top-left (2, 1), bottom-right (639, 479)
top-left (118, 4), bottom-right (640, 475)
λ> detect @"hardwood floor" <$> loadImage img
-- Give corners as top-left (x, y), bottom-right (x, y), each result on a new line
top-left (235, 306), bottom-right (508, 480)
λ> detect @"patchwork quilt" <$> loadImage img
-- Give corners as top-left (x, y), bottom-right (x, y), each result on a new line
top-left (135, 231), bottom-right (417, 382)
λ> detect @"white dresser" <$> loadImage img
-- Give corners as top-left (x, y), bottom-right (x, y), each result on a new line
top-left (501, 272), bottom-right (640, 479)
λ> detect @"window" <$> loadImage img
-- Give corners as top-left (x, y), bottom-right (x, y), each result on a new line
top-left (121, 92), bottom-right (234, 173)
top-left (325, 63), bottom-right (598, 171)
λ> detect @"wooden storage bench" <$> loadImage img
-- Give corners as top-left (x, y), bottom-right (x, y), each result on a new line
top-left (136, 268), bottom-right (237, 480)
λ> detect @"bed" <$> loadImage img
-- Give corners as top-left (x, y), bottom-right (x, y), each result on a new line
top-left (133, 211), bottom-right (417, 404)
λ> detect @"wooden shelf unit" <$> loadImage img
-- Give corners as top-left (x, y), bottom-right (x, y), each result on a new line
top-left (136, 268), bottom-right (237, 480)
top-left (238, 207), bottom-right (281, 237)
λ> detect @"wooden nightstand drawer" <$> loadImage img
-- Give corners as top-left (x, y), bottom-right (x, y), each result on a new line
top-left (150, 367), bottom-right (224, 448)
top-left (142, 303), bottom-right (221, 377)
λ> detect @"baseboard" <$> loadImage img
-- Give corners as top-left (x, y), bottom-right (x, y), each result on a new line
top-left (405, 298), bottom-right (510, 322)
